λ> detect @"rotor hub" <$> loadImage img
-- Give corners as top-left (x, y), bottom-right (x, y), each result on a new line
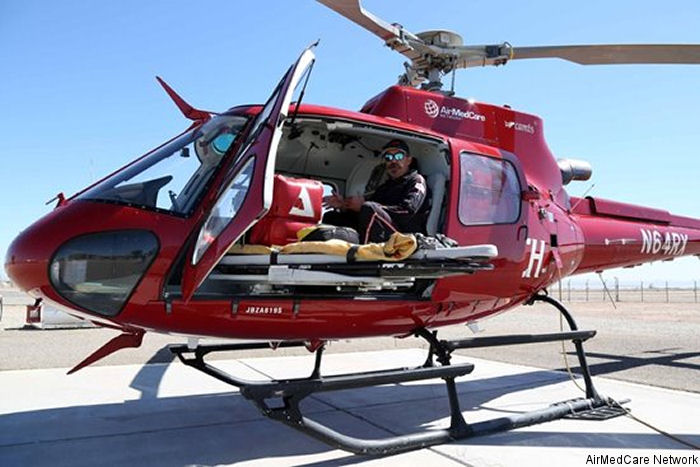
top-left (416, 30), bottom-right (463, 48)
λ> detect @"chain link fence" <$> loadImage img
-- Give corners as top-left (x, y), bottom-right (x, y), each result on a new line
top-left (553, 279), bottom-right (699, 303)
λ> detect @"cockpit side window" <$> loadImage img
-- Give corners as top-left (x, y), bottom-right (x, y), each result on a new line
top-left (459, 152), bottom-right (521, 225)
top-left (77, 115), bottom-right (249, 216)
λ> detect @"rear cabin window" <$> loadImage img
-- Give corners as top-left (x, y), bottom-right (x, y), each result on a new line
top-left (459, 153), bottom-right (521, 225)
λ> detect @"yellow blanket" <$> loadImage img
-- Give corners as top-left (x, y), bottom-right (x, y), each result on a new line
top-left (227, 232), bottom-right (417, 262)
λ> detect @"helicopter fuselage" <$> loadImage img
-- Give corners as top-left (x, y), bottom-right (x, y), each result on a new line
top-left (5, 84), bottom-right (700, 341)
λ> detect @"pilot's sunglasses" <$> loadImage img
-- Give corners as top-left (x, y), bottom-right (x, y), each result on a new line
top-left (382, 149), bottom-right (407, 161)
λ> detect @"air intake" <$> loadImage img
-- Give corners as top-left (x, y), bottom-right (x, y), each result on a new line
top-left (558, 159), bottom-right (592, 185)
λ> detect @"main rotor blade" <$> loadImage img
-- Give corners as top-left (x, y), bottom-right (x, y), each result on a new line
top-left (317, 0), bottom-right (399, 41)
top-left (316, 0), bottom-right (423, 61)
top-left (511, 44), bottom-right (700, 65)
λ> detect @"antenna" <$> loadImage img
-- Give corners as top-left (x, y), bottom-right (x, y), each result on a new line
top-left (570, 184), bottom-right (595, 212)
top-left (156, 76), bottom-right (212, 121)
top-left (597, 272), bottom-right (617, 310)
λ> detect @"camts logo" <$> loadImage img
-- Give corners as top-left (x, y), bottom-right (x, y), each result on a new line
top-left (424, 99), bottom-right (440, 118)
top-left (505, 121), bottom-right (535, 134)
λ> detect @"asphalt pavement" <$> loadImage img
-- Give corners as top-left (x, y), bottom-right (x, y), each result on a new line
top-left (1, 288), bottom-right (699, 465)
top-left (2, 349), bottom-right (699, 466)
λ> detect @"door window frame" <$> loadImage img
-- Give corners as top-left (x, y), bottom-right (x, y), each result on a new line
top-left (457, 151), bottom-right (525, 227)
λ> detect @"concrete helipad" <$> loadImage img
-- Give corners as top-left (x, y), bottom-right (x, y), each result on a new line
top-left (1, 349), bottom-right (698, 466)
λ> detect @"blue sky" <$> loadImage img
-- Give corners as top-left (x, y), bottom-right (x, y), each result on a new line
top-left (1, 0), bottom-right (698, 286)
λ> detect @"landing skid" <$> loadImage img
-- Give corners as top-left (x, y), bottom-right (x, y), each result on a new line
top-left (169, 295), bottom-right (626, 456)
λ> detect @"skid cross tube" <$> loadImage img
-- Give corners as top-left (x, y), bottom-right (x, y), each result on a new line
top-left (442, 330), bottom-right (596, 350)
top-left (169, 295), bottom-right (618, 455)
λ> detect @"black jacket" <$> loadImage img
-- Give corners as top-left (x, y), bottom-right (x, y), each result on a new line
top-left (369, 170), bottom-right (430, 232)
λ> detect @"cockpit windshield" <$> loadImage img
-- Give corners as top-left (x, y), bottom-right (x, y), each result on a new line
top-left (78, 115), bottom-right (249, 216)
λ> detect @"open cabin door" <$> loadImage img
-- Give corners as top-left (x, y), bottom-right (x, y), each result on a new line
top-left (181, 47), bottom-right (316, 300)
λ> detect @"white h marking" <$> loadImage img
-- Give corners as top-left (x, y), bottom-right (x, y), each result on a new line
top-left (522, 238), bottom-right (546, 279)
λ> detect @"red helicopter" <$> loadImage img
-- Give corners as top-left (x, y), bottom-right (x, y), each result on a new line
top-left (5, 0), bottom-right (700, 455)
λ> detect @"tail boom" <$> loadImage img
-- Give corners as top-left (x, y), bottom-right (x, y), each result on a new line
top-left (570, 197), bottom-right (700, 274)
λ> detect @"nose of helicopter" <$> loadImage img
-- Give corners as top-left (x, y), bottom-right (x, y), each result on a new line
top-left (6, 214), bottom-right (161, 316)
top-left (4, 222), bottom-right (52, 296)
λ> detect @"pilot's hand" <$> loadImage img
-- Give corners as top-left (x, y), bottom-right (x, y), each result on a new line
top-left (344, 195), bottom-right (365, 212)
top-left (323, 193), bottom-right (344, 209)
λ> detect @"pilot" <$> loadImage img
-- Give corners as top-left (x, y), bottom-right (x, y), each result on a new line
top-left (325, 139), bottom-right (430, 243)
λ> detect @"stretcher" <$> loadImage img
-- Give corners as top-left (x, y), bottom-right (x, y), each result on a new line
top-left (213, 237), bottom-right (498, 290)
